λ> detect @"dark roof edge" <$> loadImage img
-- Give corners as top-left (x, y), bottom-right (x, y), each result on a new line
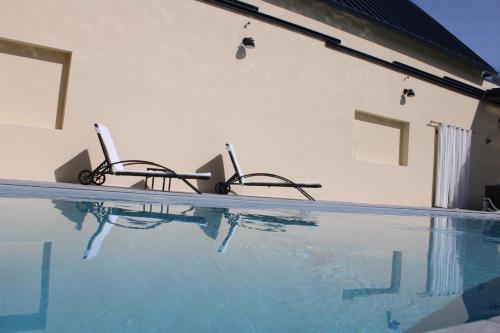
top-left (201, 0), bottom-right (500, 106)
top-left (318, 0), bottom-right (496, 75)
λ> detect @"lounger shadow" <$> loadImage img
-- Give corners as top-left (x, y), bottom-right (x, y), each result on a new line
top-left (215, 143), bottom-right (321, 200)
top-left (78, 124), bottom-right (210, 194)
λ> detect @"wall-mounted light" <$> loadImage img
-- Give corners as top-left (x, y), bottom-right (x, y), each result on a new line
top-left (485, 136), bottom-right (493, 144)
top-left (241, 37), bottom-right (255, 49)
top-left (403, 88), bottom-right (415, 97)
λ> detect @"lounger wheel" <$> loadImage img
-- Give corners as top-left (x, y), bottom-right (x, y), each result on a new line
top-left (215, 182), bottom-right (230, 195)
top-left (92, 173), bottom-right (106, 186)
top-left (78, 170), bottom-right (93, 185)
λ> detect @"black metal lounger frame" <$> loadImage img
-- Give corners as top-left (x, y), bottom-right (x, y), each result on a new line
top-left (78, 124), bottom-right (207, 194)
top-left (215, 145), bottom-right (321, 201)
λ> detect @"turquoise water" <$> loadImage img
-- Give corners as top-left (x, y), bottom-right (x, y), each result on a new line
top-left (1, 195), bottom-right (500, 332)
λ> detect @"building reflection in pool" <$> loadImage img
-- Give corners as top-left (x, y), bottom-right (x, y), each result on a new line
top-left (0, 242), bottom-right (51, 333)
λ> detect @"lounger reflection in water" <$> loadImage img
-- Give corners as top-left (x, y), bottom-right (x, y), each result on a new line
top-left (77, 202), bottom-right (206, 259)
top-left (215, 144), bottom-right (322, 200)
top-left (218, 209), bottom-right (318, 253)
top-left (78, 124), bottom-right (210, 193)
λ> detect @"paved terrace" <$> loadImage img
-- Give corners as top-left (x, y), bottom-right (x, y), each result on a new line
top-left (1, 178), bottom-right (500, 333)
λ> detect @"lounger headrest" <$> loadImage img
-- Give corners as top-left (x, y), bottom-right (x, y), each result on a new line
top-left (94, 123), bottom-right (124, 172)
top-left (225, 143), bottom-right (244, 184)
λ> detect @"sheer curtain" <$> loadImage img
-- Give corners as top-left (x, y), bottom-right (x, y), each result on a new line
top-left (434, 124), bottom-right (472, 209)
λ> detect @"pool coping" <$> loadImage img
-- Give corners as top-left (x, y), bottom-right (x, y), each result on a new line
top-left (1, 178), bottom-right (500, 220)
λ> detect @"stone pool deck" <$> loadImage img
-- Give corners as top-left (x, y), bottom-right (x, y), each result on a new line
top-left (1, 178), bottom-right (500, 333)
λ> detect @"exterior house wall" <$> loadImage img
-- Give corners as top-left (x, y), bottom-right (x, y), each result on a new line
top-left (0, 0), bottom-right (499, 207)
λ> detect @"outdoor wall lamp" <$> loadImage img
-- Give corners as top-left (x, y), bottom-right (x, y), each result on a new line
top-left (485, 136), bottom-right (493, 144)
top-left (241, 37), bottom-right (255, 49)
top-left (403, 88), bottom-right (415, 97)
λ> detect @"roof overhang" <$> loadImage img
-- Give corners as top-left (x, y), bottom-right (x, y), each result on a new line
top-left (483, 88), bottom-right (500, 105)
top-left (318, 0), bottom-right (497, 75)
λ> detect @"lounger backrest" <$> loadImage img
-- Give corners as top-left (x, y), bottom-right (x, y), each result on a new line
top-left (94, 124), bottom-right (124, 172)
top-left (226, 143), bottom-right (244, 184)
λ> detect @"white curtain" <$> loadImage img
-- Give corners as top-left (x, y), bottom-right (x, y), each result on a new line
top-left (434, 124), bottom-right (472, 208)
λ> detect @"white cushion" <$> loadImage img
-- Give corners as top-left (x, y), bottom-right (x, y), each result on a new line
top-left (226, 143), bottom-right (245, 184)
top-left (95, 124), bottom-right (124, 172)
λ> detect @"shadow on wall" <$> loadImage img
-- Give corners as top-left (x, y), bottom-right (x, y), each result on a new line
top-left (196, 154), bottom-right (225, 193)
top-left (235, 45), bottom-right (246, 60)
top-left (261, 0), bottom-right (482, 85)
top-left (468, 101), bottom-right (500, 210)
top-left (54, 150), bottom-right (92, 183)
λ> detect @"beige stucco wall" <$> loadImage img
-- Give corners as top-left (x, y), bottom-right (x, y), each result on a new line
top-left (0, 0), bottom-right (499, 207)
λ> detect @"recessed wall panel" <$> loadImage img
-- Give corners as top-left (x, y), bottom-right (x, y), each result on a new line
top-left (0, 38), bottom-right (70, 129)
top-left (353, 111), bottom-right (409, 166)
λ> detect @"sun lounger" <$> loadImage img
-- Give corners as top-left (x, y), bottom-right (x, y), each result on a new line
top-left (215, 143), bottom-right (321, 200)
top-left (78, 124), bottom-right (210, 193)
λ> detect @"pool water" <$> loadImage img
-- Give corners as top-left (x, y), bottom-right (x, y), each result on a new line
top-left (1, 195), bottom-right (500, 333)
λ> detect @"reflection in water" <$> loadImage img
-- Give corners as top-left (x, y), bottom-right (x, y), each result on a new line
top-left (53, 200), bottom-right (207, 259)
top-left (53, 200), bottom-right (86, 231)
top-left (52, 200), bottom-right (318, 258)
top-left (194, 207), bottom-right (224, 240)
top-left (409, 274), bottom-right (500, 332)
top-left (482, 220), bottom-right (500, 244)
top-left (408, 217), bottom-right (500, 332)
top-left (342, 251), bottom-right (402, 300)
top-left (2, 197), bottom-right (500, 332)
top-left (385, 311), bottom-right (400, 331)
top-left (218, 210), bottom-right (318, 253)
top-left (75, 202), bottom-right (206, 230)
top-left (75, 202), bottom-right (206, 259)
top-left (425, 217), bottom-right (464, 296)
top-left (462, 275), bottom-right (500, 322)
top-left (0, 242), bottom-right (51, 333)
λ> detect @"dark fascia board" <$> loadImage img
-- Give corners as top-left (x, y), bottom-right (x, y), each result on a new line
top-left (325, 41), bottom-right (483, 98)
top-left (484, 88), bottom-right (500, 104)
top-left (202, 0), bottom-right (500, 105)
top-left (203, 0), bottom-right (341, 44)
top-left (207, 0), bottom-right (259, 12)
top-left (318, 0), bottom-right (497, 75)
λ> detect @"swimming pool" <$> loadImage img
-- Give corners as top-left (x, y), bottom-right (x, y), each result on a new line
top-left (1, 185), bottom-right (500, 332)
